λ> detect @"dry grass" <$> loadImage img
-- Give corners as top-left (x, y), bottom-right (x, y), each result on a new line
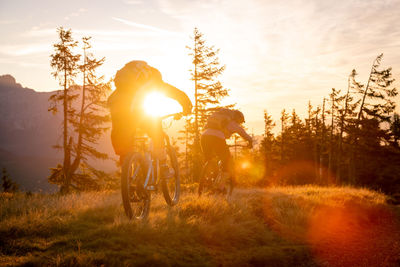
top-left (0, 186), bottom-right (399, 266)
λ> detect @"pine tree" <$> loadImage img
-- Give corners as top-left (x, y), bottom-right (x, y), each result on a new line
top-left (49, 27), bottom-right (81, 193)
top-left (185, 27), bottom-right (229, 181)
top-left (352, 54), bottom-right (397, 184)
top-left (261, 110), bottom-right (275, 181)
top-left (357, 54), bottom-right (397, 122)
top-left (337, 70), bottom-right (360, 182)
top-left (390, 113), bottom-right (400, 148)
top-left (279, 109), bottom-right (289, 163)
top-left (69, 36), bottom-right (110, 188)
top-left (327, 88), bottom-right (343, 178)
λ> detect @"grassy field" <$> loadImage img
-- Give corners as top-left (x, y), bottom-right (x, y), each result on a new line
top-left (1, 186), bottom-right (399, 267)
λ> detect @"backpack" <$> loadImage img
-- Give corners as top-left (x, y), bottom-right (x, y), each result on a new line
top-left (205, 109), bottom-right (234, 131)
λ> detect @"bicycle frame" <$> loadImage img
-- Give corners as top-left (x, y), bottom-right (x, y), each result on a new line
top-left (132, 115), bottom-right (177, 191)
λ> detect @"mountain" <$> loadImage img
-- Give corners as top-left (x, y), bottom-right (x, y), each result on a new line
top-left (0, 75), bottom-right (116, 192)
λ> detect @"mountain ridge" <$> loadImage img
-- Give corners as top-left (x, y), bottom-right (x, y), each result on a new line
top-left (0, 74), bottom-right (116, 192)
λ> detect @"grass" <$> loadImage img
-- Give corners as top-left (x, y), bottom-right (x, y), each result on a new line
top-left (0, 186), bottom-right (399, 266)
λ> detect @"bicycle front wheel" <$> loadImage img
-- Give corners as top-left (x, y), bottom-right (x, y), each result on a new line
top-left (161, 144), bottom-right (180, 206)
top-left (121, 152), bottom-right (150, 220)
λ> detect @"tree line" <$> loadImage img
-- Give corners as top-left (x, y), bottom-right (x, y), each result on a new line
top-left (258, 54), bottom-right (399, 195)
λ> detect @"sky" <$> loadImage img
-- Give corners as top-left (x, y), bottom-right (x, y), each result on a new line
top-left (1, 0), bottom-right (400, 134)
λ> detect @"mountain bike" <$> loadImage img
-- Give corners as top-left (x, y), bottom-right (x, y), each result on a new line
top-left (121, 113), bottom-right (181, 220)
top-left (198, 143), bottom-right (249, 198)
top-left (198, 158), bottom-right (234, 198)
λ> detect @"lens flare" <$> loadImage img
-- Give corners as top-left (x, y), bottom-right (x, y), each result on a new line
top-left (143, 92), bottom-right (182, 117)
top-left (241, 160), bottom-right (251, 169)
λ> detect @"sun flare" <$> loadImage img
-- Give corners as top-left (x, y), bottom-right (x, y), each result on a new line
top-left (143, 92), bottom-right (182, 117)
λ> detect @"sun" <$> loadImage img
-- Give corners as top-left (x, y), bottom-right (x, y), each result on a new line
top-left (143, 92), bottom-right (182, 117)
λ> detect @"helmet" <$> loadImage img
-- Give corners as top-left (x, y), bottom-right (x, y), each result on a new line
top-left (114, 61), bottom-right (162, 90)
top-left (233, 110), bottom-right (245, 124)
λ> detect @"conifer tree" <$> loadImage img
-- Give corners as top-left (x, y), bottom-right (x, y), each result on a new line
top-left (49, 27), bottom-right (80, 193)
top-left (279, 109), bottom-right (289, 163)
top-left (70, 37), bottom-right (110, 172)
top-left (185, 27), bottom-right (229, 181)
top-left (327, 88), bottom-right (343, 177)
top-left (352, 54), bottom-right (397, 183)
top-left (390, 113), bottom-right (400, 148)
top-left (357, 54), bottom-right (397, 122)
top-left (337, 70), bottom-right (360, 181)
top-left (261, 110), bottom-right (275, 180)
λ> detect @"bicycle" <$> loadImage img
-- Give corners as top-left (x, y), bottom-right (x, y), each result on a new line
top-left (198, 143), bottom-right (250, 198)
top-left (198, 158), bottom-right (234, 197)
top-left (120, 113), bottom-right (181, 220)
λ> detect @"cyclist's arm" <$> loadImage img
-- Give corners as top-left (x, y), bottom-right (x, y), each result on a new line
top-left (160, 82), bottom-right (193, 114)
top-left (227, 122), bottom-right (252, 143)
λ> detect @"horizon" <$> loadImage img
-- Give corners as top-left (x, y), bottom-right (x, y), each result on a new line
top-left (1, 0), bottom-right (400, 134)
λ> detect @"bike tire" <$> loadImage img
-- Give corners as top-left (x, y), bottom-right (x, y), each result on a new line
top-left (161, 144), bottom-right (180, 206)
top-left (226, 176), bottom-right (234, 197)
top-left (198, 161), bottom-right (233, 197)
top-left (198, 161), bottom-right (215, 196)
top-left (121, 152), bottom-right (151, 220)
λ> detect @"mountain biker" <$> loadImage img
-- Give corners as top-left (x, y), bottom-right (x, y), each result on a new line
top-left (107, 60), bottom-right (192, 171)
top-left (201, 108), bottom-right (253, 187)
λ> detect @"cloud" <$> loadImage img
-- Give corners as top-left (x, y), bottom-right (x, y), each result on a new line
top-left (112, 17), bottom-right (180, 35)
top-left (0, 20), bottom-right (17, 25)
top-left (0, 43), bottom-right (50, 56)
top-left (123, 0), bottom-right (143, 4)
top-left (23, 27), bottom-right (175, 39)
top-left (64, 7), bottom-right (87, 21)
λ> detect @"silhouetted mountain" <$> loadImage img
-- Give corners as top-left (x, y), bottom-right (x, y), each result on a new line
top-left (0, 75), bottom-right (116, 192)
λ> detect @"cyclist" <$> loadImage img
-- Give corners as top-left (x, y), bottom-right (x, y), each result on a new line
top-left (107, 60), bottom-right (192, 173)
top-left (201, 108), bottom-right (253, 189)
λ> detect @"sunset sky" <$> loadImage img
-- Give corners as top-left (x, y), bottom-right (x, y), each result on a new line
top-left (1, 0), bottom-right (399, 134)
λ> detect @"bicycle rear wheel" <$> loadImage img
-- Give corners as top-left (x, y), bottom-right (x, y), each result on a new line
top-left (198, 161), bottom-right (217, 196)
top-left (121, 152), bottom-right (150, 220)
top-left (198, 161), bottom-right (234, 197)
top-left (217, 161), bottom-right (234, 198)
top-left (161, 144), bottom-right (180, 206)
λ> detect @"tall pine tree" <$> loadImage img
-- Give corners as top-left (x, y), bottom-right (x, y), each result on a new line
top-left (49, 27), bottom-right (80, 193)
top-left (184, 27), bottom-right (229, 181)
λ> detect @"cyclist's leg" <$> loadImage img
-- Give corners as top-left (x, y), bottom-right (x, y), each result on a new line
top-left (199, 134), bottom-right (218, 194)
top-left (200, 134), bottom-right (218, 183)
top-left (201, 134), bottom-right (216, 163)
top-left (214, 139), bottom-right (233, 187)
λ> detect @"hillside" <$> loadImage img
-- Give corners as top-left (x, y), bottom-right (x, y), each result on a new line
top-left (1, 186), bottom-right (399, 266)
top-left (0, 75), bottom-right (117, 192)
